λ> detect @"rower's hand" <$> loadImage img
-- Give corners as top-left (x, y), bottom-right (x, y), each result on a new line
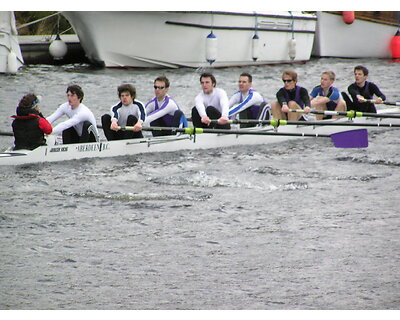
top-left (133, 121), bottom-right (143, 132)
top-left (201, 116), bottom-right (211, 126)
top-left (110, 120), bottom-right (120, 131)
top-left (375, 97), bottom-right (383, 104)
top-left (303, 106), bottom-right (311, 114)
top-left (357, 95), bottom-right (366, 103)
top-left (281, 104), bottom-right (289, 113)
top-left (217, 116), bottom-right (229, 125)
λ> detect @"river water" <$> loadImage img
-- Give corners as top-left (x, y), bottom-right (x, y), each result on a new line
top-left (1, 58), bottom-right (400, 310)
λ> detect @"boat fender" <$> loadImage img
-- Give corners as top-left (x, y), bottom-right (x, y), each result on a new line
top-left (206, 31), bottom-right (217, 64)
top-left (251, 34), bottom-right (259, 61)
top-left (342, 11), bottom-right (355, 24)
top-left (288, 38), bottom-right (296, 60)
top-left (49, 34), bottom-right (68, 60)
top-left (7, 50), bottom-right (18, 74)
top-left (390, 29), bottom-right (400, 59)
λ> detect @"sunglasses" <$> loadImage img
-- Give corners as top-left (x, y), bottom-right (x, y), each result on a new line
top-left (282, 79), bottom-right (293, 83)
top-left (154, 85), bottom-right (165, 90)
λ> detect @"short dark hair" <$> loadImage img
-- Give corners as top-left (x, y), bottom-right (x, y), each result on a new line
top-left (18, 93), bottom-right (39, 109)
top-left (154, 76), bottom-right (170, 88)
top-left (117, 84), bottom-right (136, 99)
top-left (354, 65), bottom-right (369, 76)
top-left (66, 85), bottom-right (84, 102)
top-left (240, 72), bottom-right (252, 82)
top-left (200, 72), bottom-right (216, 87)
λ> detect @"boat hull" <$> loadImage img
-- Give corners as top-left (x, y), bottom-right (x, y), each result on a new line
top-left (0, 11), bottom-right (24, 73)
top-left (2, 114), bottom-right (398, 166)
top-left (62, 11), bottom-right (316, 68)
top-left (313, 11), bottom-right (399, 58)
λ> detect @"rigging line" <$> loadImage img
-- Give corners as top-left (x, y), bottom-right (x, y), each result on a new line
top-left (17, 12), bottom-right (62, 30)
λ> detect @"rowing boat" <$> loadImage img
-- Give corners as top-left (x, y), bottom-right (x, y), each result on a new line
top-left (1, 108), bottom-right (399, 166)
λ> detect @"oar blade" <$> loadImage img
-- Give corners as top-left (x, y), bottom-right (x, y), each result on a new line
top-left (330, 129), bottom-right (368, 148)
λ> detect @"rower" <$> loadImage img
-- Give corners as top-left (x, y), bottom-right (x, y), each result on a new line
top-left (271, 69), bottom-right (311, 121)
top-left (144, 76), bottom-right (188, 137)
top-left (47, 85), bottom-right (99, 144)
top-left (228, 72), bottom-right (270, 128)
top-left (101, 84), bottom-right (146, 141)
top-left (310, 71), bottom-right (347, 120)
top-left (341, 65), bottom-right (386, 113)
top-left (191, 72), bottom-right (230, 129)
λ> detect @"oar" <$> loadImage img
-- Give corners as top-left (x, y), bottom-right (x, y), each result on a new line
top-left (0, 131), bottom-right (14, 137)
top-left (118, 126), bottom-right (368, 148)
top-left (209, 119), bottom-right (400, 128)
top-left (367, 100), bottom-right (400, 107)
top-left (289, 109), bottom-right (400, 119)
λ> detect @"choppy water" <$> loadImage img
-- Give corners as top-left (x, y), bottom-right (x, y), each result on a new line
top-left (1, 58), bottom-right (400, 309)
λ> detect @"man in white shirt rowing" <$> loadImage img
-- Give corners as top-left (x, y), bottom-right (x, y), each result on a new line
top-left (101, 84), bottom-right (146, 140)
top-left (47, 84), bottom-right (98, 144)
top-left (191, 72), bottom-right (230, 129)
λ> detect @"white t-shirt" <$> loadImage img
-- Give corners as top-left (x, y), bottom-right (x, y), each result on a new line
top-left (47, 102), bottom-right (98, 137)
top-left (194, 87), bottom-right (229, 118)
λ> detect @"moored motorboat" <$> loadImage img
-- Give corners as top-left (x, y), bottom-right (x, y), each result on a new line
top-left (0, 11), bottom-right (24, 73)
top-left (62, 11), bottom-right (317, 68)
top-left (312, 11), bottom-right (400, 59)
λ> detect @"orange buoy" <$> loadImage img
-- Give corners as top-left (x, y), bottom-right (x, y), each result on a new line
top-left (390, 30), bottom-right (400, 59)
top-left (342, 11), bottom-right (355, 24)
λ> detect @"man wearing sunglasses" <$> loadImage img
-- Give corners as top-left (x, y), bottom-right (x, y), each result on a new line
top-left (144, 76), bottom-right (188, 136)
top-left (101, 84), bottom-right (146, 140)
top-left (271, 69), bottom-right (311, 121)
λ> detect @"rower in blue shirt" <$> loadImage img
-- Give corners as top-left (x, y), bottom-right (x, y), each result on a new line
top-left (310, 71), bottom-right (346, 120)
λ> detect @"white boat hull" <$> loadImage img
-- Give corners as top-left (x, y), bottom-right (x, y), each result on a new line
top-left (2, 114), bottom-right (399, 166)
top-left (62, 11), bottom-right (316, 68)
top-left (313, 11), bottom-right (398, 58)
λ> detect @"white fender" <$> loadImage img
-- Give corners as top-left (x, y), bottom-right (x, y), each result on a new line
top-left (7, 50), bottom-right (18, 74)
top-left (288, 38), bottom-right (296, 60)
top-left (49, 35), bottom-right (68, 60)
top-left (252, 34), bottom-right (259, 61)
top-left (206, 31), bottom-right (217, 64)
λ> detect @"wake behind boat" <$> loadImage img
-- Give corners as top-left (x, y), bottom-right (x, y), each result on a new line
top-left (62, 11), bottom-right (316, 68)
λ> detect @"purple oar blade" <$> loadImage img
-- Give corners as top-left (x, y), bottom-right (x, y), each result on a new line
top-left (330, 129), bottom-right (368, 148)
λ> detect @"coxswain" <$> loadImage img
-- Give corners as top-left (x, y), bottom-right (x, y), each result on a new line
top-left (11, 94), bottom-right (52, 150)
